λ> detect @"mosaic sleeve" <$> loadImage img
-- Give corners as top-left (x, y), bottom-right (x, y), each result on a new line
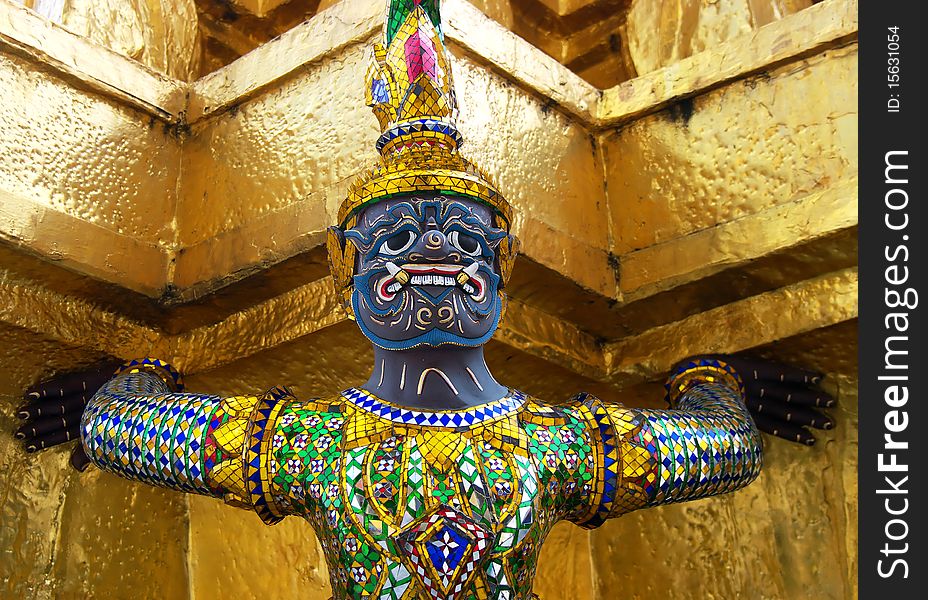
top-left (570, 358), bottom-right (763, 528)
top-left (80, 358), bottom-right (293, 524)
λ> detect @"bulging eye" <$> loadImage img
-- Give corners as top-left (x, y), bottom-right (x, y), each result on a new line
top-left (449, 231), bottom-right (481, 256)
top-left (380, 230), bottom-right (417, 255)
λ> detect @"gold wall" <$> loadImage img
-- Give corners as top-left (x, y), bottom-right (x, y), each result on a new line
top-left (0, 0), bottom-right (857, 597)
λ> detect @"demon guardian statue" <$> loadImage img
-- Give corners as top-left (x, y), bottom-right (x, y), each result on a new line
top-left (17, 1), bottom-right (835, 598)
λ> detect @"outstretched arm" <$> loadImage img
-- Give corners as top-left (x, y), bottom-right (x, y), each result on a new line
top-left (82, 359), bottom-right (221, 493)
top-left (570, 358), bottom-right (762, 528)
top-left (20, 358), bottom-right (293, 524)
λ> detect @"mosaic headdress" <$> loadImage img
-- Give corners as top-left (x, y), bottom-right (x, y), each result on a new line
top-left (336, 0), bottom-right (512, 229)
top-left (329, 0), bottom-right (518, 315)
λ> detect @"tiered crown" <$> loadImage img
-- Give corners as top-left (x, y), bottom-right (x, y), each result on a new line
top-left (337, 0), bottom-right (512, 228)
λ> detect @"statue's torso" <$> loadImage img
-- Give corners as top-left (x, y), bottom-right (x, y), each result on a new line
top-left (268, 388), bottom-right (596, 600)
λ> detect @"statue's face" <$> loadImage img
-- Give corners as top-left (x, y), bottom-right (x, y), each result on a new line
top-left (345, 196), bottom-right (508, 350)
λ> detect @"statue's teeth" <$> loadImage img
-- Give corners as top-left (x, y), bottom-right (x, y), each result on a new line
top-left (409, 275), bottom-right (457, 286)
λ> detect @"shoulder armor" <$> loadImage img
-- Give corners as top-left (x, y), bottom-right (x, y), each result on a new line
top-left (518, 397), bottom-right (569, 426)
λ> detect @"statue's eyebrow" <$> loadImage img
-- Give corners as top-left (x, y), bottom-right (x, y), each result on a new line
top-left (386, 203), bottom-right (419, 221)
top-left (440, 201), bottom-right (494, 227)
top-left (358, 207), bottom-right (420, 243)
top-left (444, 208), bottom-right (504, 239)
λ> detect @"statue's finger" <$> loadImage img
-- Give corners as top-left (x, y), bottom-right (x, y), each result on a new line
top-left (16, 393), bottom-right (91, 420)
top-left (747, 397), bottom-right (833, 430)
top-left (16, 412), bottom-right (84, 441)
top-left (744, 382), bottom-right (835, 408)
top-left (70, 445), bottom-right (92, 472)
top-left (23, 365), bottom-right (117, 401)
top-left (733, 358), bottom-right (824, 386)
top-left (753, 413), bottom-right (816, 446)
top-left (23, 425), bottom-right (82, 453)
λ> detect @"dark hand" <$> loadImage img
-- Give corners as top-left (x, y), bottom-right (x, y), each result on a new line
top-left (721, 355), bottom-right (836, 446)
top-left (16, 362), bottom-right (120, 471)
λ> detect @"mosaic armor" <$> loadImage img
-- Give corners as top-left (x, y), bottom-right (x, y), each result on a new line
top-left (81, 358), bottom-right (762, 599)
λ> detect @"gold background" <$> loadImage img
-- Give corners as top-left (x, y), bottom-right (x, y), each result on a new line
top-left (0, 0), bottom-right (856, 598)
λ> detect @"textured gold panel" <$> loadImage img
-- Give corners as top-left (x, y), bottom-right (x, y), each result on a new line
top-left (188, 0), bottom-right (382, 121)
top-left (620, 177), bottom-right (858, 300)
top-left (178, 39), bottom-right (375, 271)
top-left (0, 261), bottom-right (163, 362)
top-left (626, 0), bottom-right (748, 75)
top-left (170, 277), bottom-right (346, 373)
top-left (444, 0), bottom-right (599, 122)
top-left (0, 0), bottom-right (186, 121)
top-left (188, 497), bottom-right (331, 599)
top-left (604, 227), bottom-right (858, 340)
top-left (54, 0), bottom-right (200, 81)
top-left (598, 0), bottom-right (857, 126)
top-left (0, 190), bottom-right (170, 296)
top-left (0, 33), bottom-right (181, 295)
top-left (508, 227), bottom-right (856, 343)
top-left (605, 268), bottom-right (858, 386)
top-left (562, 21), bottom-right (638, 90)
top-left (496, 297), bottom-right (606, 380)
top-left (0, 259), bottom-right (343, 375)
top-left (625, 0), bottom-right (812, 75)
top-left (534, 522), bottom-right (595, 599)
top-left (0, 49), bottom-right (180, 241)
top-left (514, 217), bottom-right (617, 298)
top-left (603, 44), bottom-right (857, 256)
top-left (51, 471), bottom-right (190, 598)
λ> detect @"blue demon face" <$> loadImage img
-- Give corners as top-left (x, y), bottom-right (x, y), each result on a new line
top-left (344, 196), bottom-right (508, 350)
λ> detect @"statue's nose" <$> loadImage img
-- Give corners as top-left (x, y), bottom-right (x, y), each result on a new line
top-left (409, 215), bottom-right (459, 262)
top-left (419, 230), bottom-right (450, 260)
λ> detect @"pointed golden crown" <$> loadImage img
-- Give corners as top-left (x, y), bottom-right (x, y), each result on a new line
top-left (337, 0), bottom-right (512, 228)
